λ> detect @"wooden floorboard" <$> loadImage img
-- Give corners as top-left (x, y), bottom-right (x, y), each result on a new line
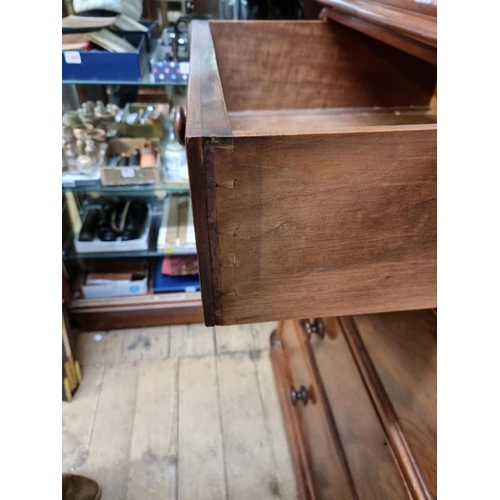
top-left (127, 359), bottom-right (177, 500)
top-left (62, 363), bottom-right (104, 472)
top-left (215, 324), bottom-right (254, 354)
top-left (85, 362), bottom-right (139, 498)
top-left (217, 351), bottom-right (281, 500)
top-left (63, 322), bottom-right (296, 499)
top-left (178, 356), bottom-right (227, 499)
top-left (171, 323), bottom-right (215, 358)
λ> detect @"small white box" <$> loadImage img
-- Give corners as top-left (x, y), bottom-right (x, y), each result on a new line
top-left (81, 275), bottom-right (148, 299)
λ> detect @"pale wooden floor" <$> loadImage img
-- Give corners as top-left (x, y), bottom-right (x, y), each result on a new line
top-left (62, 322), bottom-right (298, 500)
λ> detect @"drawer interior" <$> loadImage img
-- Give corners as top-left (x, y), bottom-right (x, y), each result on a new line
top-left (209, 21), bottom-right (437, 135)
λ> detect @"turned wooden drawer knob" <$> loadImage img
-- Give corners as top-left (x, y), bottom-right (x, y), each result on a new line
top-left (301, 318), bottom-right (325, 339)
top-left (174, 106), bottom-right (186, 146)
top-left (290, 385), bottom-right (309, 406)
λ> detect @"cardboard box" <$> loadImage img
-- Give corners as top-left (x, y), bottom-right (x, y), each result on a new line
top-left (100, 138), bottom-right (161, 186)
top-left (62, 35), bottom-right (148, 82)
top-left (81, 273), bottom-right (148, 299)
top-left (62, 169), bottom-right (101, 189)
top-left (118, 103), bottom-right (169, 138)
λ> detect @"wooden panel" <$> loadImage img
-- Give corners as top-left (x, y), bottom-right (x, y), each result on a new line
top-left (229, 107), bottom-right (436, 135)
top-left (311, 318), bottom-right (410, 499)
top-left (211, 127), bottom-right (436, 324)
top-left (186, 21), bottom-right (232, 138)
top-left (318, 0), bottom-right (437, 46)
top-left (127, 359), bottom-right (177, 500)
top-left (178, 356), bottom-right (227, 499)
top-left (324, 10), bottom-right (436, 65)
top-left (277, 320), bottom-right (356, 499)
top-left (349, 310), bottom-right (437, 499)
top-left (71, 298), bottom-right (204, 331)
top-left (344, 0), bottom-right (437, 18)
top-left (209, 21), bottom-right (436, 112)
top-left (217, 352), bottom-right (283, 500)
top-left (186, 21), bottom-right (232, 325)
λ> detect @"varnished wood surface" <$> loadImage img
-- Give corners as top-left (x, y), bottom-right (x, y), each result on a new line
top-left (70, 293), bottom-right (204, 331)
top-left (271, 312), bottom-right (436, 499)
top-left (311, 318), bottom-right (411, 499)
top-left (64, 322), bottom-right (297, 499)
top-left (186, 21), bottom-right (232, 138)
top-left (209, 21), bottom-right (436, 112)
top-left (318, 0), bottom-right (436, 46)
top-left (185, 21), bottom-right (233, 326)
top-left (350, 310), bottom-right (437, 498)
top-left (187, 20), bottom-right (436, 326)
top-left (229, 107), bottom-right (436, 135)
top-left (278, 320), bottom-right (356, 499)
top-left (212, 127), bottom-right (436, 324)
top-left (324, 10), bottom-right (436, 65)
top-left (353, 0), bottom-right (436, 18)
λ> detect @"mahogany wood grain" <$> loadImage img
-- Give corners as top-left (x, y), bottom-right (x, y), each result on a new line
top-left (354, 0), bottom-right (436, 18)
top-left (209, 21), bottom-right (436, 112)
top-left (350, 310), bottom-right (437, 498)
top-left (186, 21), bottom-right (436, 326)
top-left (173, 106), bottom-right (186, 146)
top-left (340, 313), bottom-right (434, 500)
top-left (228, 107), bottom-right (436, 135)
top-left (324, 10), bottom-right (436, 65)
top-left (72, 307), bottom-right (204, 331)
top-left (274, 320), bottom-right (357, 499)
top-left (186, 21), bottom-right (232, 139)
top-left (311, 317), bottom-right (412, 499)
top-left (212, 127), bottom-right (436, 324)
top-left (69, 293), bottom-right (204, 331)
top-left (318, 0), bottom-right (436, 46)
top-left (185, 21), bottom-right (232, 325)
top-left (270, 330), bottom-right (314, 500)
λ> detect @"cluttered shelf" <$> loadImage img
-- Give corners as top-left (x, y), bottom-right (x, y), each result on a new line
top-left (62, 16), bottom-right (190, 86)
top-left (63, 195), bottom-right (196, 261)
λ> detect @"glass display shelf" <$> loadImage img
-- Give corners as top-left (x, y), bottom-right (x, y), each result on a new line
top-left (62, 180), bottom-right (190, 195)
top-left (62, 210), bottom-right (196, 261)
top-left (62, 76), bottom-right (188, 87)
top-left (63, 245), bottom-right (172, 260)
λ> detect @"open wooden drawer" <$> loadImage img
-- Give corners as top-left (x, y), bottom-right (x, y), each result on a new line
top-left (183, 20), bottom-right (436, 326)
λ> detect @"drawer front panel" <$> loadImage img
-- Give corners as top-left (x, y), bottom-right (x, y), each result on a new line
top-left (210, 129), bottom-right (436, 325)
top-left (349, 310), bottom-right (437, 498)
top-left (311, 317), bottom-right (410, 499)
top-left (273, 320), bottom-right (356, 499)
